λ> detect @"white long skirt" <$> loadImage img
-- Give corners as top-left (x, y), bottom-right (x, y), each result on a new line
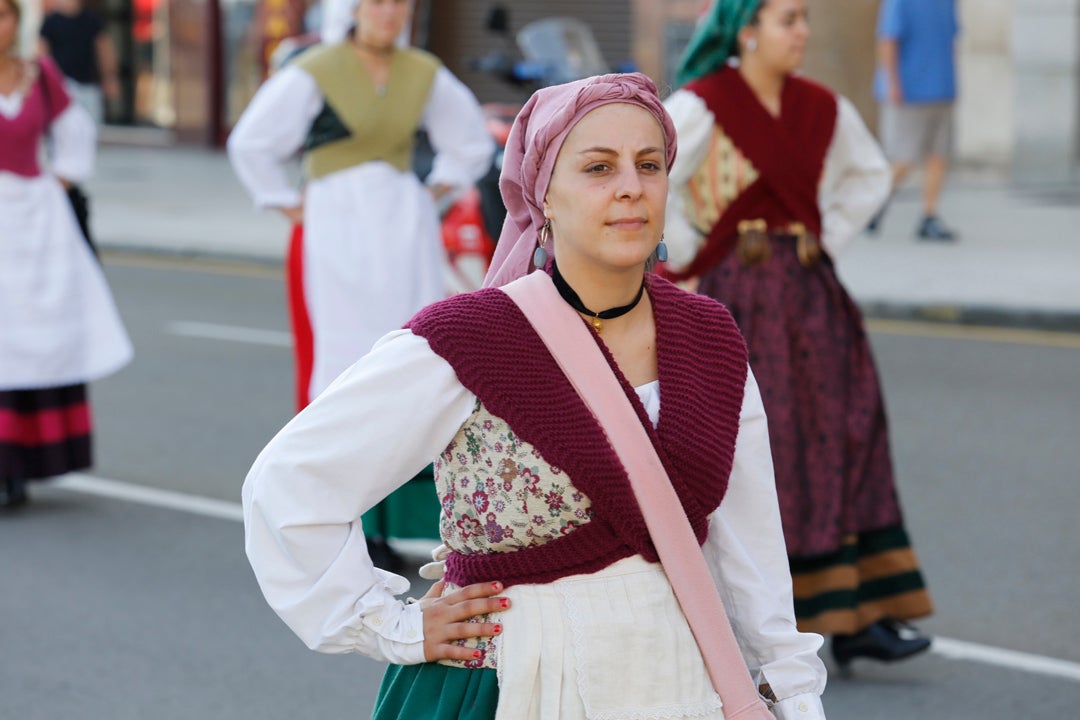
top-left (0, 172), bottom-right (132, 391)
top-left (494, 555), bottom-right (726, 720)
top-left (302, 162), bottom-right (446, 399)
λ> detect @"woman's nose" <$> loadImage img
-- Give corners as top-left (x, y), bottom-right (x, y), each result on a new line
top-left (615, 166), bottom-right (644, 199)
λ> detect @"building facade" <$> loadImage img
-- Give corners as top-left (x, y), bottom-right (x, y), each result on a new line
top-left (18, 0), bottom-right (1080, 183)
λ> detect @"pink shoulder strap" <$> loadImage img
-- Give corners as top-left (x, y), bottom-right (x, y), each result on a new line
top-left (502, 271), bottom-right (772, 719)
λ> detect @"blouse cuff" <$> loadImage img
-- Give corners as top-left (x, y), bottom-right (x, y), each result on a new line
top-left (770, 692), bottom-right (826, 720)
top-left (361, 592), bottom-right (426, 665)
top-left (252, 189), bottom-right (303, 212)
top-left (49, 104), bottom-right (97, 182)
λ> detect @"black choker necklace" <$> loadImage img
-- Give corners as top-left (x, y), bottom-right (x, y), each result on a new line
top-left (551, 261), bottom-right (645, 333)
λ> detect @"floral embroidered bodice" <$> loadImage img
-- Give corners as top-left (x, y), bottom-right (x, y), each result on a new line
top-left (434, 384), bottom-right (661, 670)
top-left (436, 399), bottom-right (595, 557)
top-left (434, 399), bottom-right (595, 670)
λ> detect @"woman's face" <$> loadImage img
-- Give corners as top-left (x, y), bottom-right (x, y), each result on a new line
top-left (543, 103), bottom-right (668, 274)
top-left (355, 0), bottom-right (409, 50)
top-left (0, 0), bottom-right (19, 56)
top-left (743, 0), bottom-right (810, 75)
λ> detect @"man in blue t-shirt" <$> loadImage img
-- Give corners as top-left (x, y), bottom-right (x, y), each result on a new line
top-left (870, 0), bottom-right (959, 241)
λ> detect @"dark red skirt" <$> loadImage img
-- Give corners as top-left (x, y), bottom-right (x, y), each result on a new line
top-left (699, 238), bottom-right (905, 557)
top-left (699, 237), bottom-right (932, 632)
top-left (0, 384), bottom-right (92, 482)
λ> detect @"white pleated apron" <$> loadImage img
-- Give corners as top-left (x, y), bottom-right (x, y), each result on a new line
top-left (0, 173), bottom-right (132, 390)
top-left (302, 162), bottom-right (446, 399)
top-left (493, 555), bottom-right (725, 720)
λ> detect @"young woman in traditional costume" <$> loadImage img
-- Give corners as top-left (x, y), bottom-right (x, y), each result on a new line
top-left (664, 0), bottom-right (933, 668)
top-left (243, 72), bottom-right (828, 720)
top-left (0, 0), bottom-right (132, 507)
top-left (228, 0), bottom-right (493, 562)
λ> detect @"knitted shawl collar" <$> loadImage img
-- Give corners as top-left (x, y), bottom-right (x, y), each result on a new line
top-left (407, 275), bottom-right (749, 588)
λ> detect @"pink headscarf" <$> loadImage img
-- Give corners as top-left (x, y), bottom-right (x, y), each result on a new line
top-left (482, 72), bottom-right (679, 288)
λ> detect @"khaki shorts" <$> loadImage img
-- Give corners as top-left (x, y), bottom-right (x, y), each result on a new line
top-left (879, 102), bottom-right (954, 164)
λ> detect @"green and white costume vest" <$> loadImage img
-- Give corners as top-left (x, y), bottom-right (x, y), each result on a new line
top-left (293, 43), bottom-right (440, 180)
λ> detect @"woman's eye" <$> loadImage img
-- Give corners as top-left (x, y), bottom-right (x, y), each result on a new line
top-left (586, 164), bottom-right (610, 173)
top-left (640, 161), bottom-right (662, 171)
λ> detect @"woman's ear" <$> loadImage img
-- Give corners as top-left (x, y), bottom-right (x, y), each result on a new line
top-left (542, 197), bottom-right (552, 219)
top-left (736, 26), bottom-right (756, 54)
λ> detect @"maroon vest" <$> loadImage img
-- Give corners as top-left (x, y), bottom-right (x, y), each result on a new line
top-left (672, 66), bottom-right (838, 281)
top-left (0, 57), bottom-right (71, 178)
top-left (407, 275), bottom-right (749, 588)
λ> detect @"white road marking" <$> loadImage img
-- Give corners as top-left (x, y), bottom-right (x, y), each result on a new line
top-left (168, 321), bottom-right (291, 348)
top-left (57, 473), bottom-right (243, 522)
top-left (931, 637), bottom-right (1080, 683)
top-left (53, 473), bottom-right (1080, 683)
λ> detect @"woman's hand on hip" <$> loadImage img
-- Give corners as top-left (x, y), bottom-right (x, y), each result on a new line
top-left (278, 205), bottom-right (304, 225)
top-left (419, 580), bottom-right (508, 662)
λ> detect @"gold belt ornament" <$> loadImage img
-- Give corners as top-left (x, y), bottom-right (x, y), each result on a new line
top-left (735, 219), bottom-right (822, 269)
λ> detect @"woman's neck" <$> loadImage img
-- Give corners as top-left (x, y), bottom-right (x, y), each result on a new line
top-left (0, 54), bottom-right (20, 90)
top-left (351, 36), bottom-right (395, 58)
top-left (738, 58), bottom-right (786, 117)
top-left (555, 259), bottom-right (648, 322)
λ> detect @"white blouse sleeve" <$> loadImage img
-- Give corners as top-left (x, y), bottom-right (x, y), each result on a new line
top-left (227, 65), bottom-right (322, 210)
top-left (48, 103), bottom-right (97, 183)
top-left (662, 89), bottom-right (715, 273)
top-left (702, 368), bottom-right (828, 720)
top-left (421, 66), bottom-right (495, 190)
top-left (818, 95), bottom-right (891, 257)
top-left (242, 329), bottom-right (476, 662)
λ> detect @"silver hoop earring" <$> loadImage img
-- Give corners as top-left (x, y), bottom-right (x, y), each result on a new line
top-left (533, 219), bottom-right (550, 269)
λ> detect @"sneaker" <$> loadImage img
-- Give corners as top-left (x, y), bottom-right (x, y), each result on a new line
top-left (917, 215), bottom-right (957, 241)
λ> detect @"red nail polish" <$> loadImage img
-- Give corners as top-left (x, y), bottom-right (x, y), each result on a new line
top-left (499, 598), bottom-right (509, 609)
top-left (492, 582), bottom-right (501, 591)
top-left (473, 650), bottom-right (482, 659)
top-left (493, 624), bottom-right (502, 634)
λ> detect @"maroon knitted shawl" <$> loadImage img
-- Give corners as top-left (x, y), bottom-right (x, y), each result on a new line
top-left (407, 275), bottom-right (749, 588)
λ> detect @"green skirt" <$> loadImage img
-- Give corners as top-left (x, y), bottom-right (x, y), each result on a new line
top-left (372, 663), bottom-right (499, 720)
top-left (362, 464), bottom-right (441, 541)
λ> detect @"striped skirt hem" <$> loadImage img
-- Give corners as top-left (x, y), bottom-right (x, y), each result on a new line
top-left (0, 385), bottom-right (93, 481)
top-left (790, 525), bottom-right (933, 635)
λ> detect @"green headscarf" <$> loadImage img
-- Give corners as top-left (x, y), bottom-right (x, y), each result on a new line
top-left (675, 0), bottom-right (763, 87)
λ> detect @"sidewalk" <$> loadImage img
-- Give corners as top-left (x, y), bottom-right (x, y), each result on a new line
top-left (90, 145), bottom-right (1080, 330)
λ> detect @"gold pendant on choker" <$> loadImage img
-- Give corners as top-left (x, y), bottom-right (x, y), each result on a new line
top-left (590, 316), bottom-right (603, 332)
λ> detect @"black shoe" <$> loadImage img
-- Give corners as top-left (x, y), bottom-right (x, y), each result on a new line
top-left (917, 215), bottom-right (957, 241)
top-left (1, 478), bottom-right (29, 509)
top-left (831, 619), bottom-right (932, 667)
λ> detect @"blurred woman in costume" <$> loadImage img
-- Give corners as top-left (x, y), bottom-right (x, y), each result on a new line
top-left (0, 0), bottom-right (131, 507)
top-left (228, 0), bottom-right (493, 564)
top-left (665, 0), bottom-right (934, 668)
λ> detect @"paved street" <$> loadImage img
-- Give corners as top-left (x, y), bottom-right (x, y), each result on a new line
top-left (3, 257), bottom-right (1079, 719)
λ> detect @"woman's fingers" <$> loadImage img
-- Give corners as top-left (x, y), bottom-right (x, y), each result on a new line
top-left (421, 580), bottom-right (509, 661)
top-left (424, 622), bottom-right (504, 662)
top-left (443, 621), bottom-right (503, 642)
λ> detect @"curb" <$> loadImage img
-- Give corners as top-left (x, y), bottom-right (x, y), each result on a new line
top-left (859, 301), bottom-right (1080, 334)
